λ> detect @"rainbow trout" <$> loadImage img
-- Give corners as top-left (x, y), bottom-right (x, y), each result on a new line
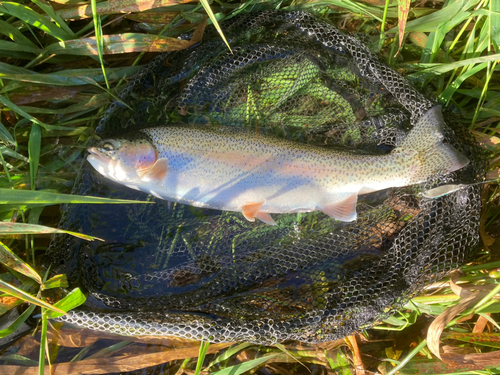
top-left (87, 106), bottom-right (469, 225)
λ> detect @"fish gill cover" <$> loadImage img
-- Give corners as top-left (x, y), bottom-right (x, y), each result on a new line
top-left (46, 10), bottom-right (485, 344)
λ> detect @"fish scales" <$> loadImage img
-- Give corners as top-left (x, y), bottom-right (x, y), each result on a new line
top-left (144, 126), bottom-right (415, 200)
top-left (87, 106), bottom-right (470, 224)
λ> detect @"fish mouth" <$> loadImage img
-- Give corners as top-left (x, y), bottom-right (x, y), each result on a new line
top-left (87, 147), bottom-right (105, 160)
top-left (87, 147), bottom-right (112, 174)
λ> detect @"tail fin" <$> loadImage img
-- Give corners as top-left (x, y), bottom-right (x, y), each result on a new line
top-left (396, 106), bottom-right (469, 184)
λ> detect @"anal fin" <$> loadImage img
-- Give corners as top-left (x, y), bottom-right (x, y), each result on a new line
top-left (241, 201), bottom-right (266, 223)
top-left (321, 194), bottom-right (358, 222)
top-left (256, 212), bottom-right (276, 226)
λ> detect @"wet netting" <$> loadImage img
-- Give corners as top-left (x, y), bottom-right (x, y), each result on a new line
top-left (47, 10), bottom-right (485, 344)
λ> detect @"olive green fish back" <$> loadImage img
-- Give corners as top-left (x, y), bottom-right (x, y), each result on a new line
top-left (47, 10), bottom-right (485, 343)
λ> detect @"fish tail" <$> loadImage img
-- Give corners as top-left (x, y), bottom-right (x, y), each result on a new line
top-left (396, 105), bottom-right (469, 185)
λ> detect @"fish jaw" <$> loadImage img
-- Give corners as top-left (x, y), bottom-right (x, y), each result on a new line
top-left (87, 147), bottom-right (139, 183)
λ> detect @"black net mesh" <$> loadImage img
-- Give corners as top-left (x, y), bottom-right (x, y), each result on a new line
top-left (46, 10), bottom-right (485, 344)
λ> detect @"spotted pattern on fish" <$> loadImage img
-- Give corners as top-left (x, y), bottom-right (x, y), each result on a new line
top-left (87, 106), bottom-right (469, 224)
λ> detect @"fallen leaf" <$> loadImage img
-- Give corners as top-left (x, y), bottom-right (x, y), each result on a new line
top-left (0, 241), bottom-right (42, 284)
top-left (46, 19), bottom-right (206, 55)
top-left (395, 0), bottom-right (411, 57)
top-left (0, 342), bottom-right (232, 374)
top-left (442, 332), bottom-right (500, 349)
top-left (125, 11), bottom-right (179, 24)
top-left (473, 314), bottom-right (492, 334)
top-left (441, 345), bottom-right (477, 355)
top-left (56, 0), bottom-right (193, 20)
top-left (441, 350), bottom-right (500, 370)
top-left (427, 273), bottom-right (495, 359)
top-left (46, 325), bottom-right (223, 349)
top-left (0, 295), bottom-right (22, 315)
top-left (346, 335), bottom-right (365, 375)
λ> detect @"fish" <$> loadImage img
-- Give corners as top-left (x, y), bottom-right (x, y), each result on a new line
top-left (87, 106), bottom-right (469, 225)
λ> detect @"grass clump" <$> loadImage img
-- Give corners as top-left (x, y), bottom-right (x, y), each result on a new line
top-left (0, 0), bottom-right (498, 374)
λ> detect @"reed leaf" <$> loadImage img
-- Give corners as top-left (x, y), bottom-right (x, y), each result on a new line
top-left (0, 2), bottom-right (73, 41)
top-left (0, 279), bottom-right (66, 315)
top-left (0, 222), bottom-right (103, 241)
top-left (0, 241), bottom-right (41, 284)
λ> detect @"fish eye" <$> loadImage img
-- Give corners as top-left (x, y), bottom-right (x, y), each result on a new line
top-left (102, 142), bottom-right (114, 152)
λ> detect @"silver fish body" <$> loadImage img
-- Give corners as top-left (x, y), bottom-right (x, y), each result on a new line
top-left (87, 106), bottom-right (469, 224)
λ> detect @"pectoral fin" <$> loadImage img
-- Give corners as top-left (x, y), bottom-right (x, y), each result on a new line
top-left (143, 158), bottom-right (168, 182)
top-left (321, 194), bottom-right (358, 222)
top-left (242, 201), bottom-right (266, 223)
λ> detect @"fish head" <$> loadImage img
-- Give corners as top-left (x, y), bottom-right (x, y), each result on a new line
top-left (87, 137), bottom-right (157, 183)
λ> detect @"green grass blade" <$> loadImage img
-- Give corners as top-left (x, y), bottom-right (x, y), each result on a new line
top-left (70, 347), bottom-right (92, 363)
top-left (28, 123), bottom-right (41, 190)
top-left (0, 121), bottom-right (16, 146)
top-left (0, 303), bottom-right (36, 339)
top-left (386, 339), bottom-right (428, 375)
top-left (0, 152), bottom-right (12, 184)
top-left (478, 312), bottom-right (500, 331)
top-left (420, 20), bottom-right (445, 64)
top-left (45, 288), bottom-right (86, 319)
top-left (492, 0), bottom-right (500, 53)
top-left (31, 0), bottom-right (76, 39)
top-left (210, 354), bottom-right (281, 375)
top-left (91, 0), bottom-right (110, 91)
top-left (473, 282), bottom-right (500, 312)
top-left (0, 93), bottom-right (51, 130)
top-left (18, 92), bottom-right (109, 115)
top-left (0, 64), bottom-right (141, 87)
top-left (194, 340), bottom-right (210, 375)
top-left (0, 40), bottom-right (41, 54)
top-left (199, 0), bottom-right (231, 53)
top-left (476, 15), bottom-right (492, 54)
top-left (387, 0), bottom-right (480, 33)
top-left (0, 222), bottom-right (103, 241)
top-left (325, 350), bottom-right (352, 371)
top-left (40, 274), bottom-right (68, 291)
top-left (439, 62), bottom-right (488, 103)
top-left (379, 0), bottom-right (391, 49)
top-left (0, 146), bottom-right (29, 163)
top-left (39, 310), bottom-right (48, 375)
top-left (85, 340), bottom-right (132, 359)
top-left (0, 189), bottom-right (153, 205)
top-left (275, 343), bottom-right (309, 370)
top-left (0, 19), bottom-right (38, 49)
top-left (0, 354), bottom-right (39, 366)
top-left (0, 62), bottom-right (91, 86)
top-left (0, 279), bottom-right (66, 315)
top-left (288, 0), bottom-right (386, 20)
top-left (411, 53), bottom-right (500, 74)
top-left (206, 343), bottom-right (253, 370)
top-left (0, 241), bottom-right (42, 284)
top-left (0, 2), bottom-right (72, 41)
top-left (462, 260), bottom-right (500, 272)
